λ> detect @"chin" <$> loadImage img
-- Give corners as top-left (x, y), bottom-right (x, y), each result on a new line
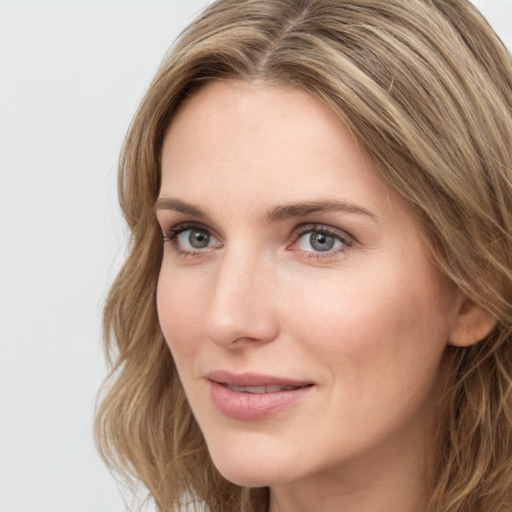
top-left (204, 432), bottom-right (308, 488)
top-left (215, 465), bottom-right (274, 488)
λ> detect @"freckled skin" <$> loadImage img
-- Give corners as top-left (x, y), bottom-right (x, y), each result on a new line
top-left (156, 80), bottom-right (464, 512)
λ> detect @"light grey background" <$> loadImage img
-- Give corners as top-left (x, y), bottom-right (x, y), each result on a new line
top-left (0, 1), bottom-right (510, 511)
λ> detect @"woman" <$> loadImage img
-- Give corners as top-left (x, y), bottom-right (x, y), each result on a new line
top-left (95, 1), bottom-right (512, 511)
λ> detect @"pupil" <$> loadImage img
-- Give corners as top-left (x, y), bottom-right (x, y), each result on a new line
top-left (310, 232), bottom-right (334, 252)
top-left (189, 230), bottom-right (209, 248)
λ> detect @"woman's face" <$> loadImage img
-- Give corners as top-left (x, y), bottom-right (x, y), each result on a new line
top-left (156, 80), bottom-right (462, 490)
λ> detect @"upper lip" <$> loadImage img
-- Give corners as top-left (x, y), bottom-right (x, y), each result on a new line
top-left (206, 370), bottom-right (313, 388)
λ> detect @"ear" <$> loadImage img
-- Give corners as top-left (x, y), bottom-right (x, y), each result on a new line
top-left (449, 296), bottom-right (497, 347)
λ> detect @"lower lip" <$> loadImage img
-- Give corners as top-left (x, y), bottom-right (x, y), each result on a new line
top-left (209, 381), bottom-right (313, 420)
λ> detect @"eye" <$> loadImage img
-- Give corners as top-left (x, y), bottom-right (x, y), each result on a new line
top-left (291, 225), bottom-right (353, 256)
top-left (177, 228), bottom-right (211, 249)
top-left (164, 223), bottom-right (221, 255)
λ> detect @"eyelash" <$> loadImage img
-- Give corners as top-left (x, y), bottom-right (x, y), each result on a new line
top-left (162, 222), bottom-right (355, 260)
top-left (163, 222), bottom-right (218, 258)
top-left (291, 224), bottom-right (354, 260)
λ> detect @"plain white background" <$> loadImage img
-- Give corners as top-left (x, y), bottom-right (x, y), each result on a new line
top-left (0, 1), bottom-right (510, 511)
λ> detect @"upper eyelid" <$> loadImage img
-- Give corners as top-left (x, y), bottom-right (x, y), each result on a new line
top-left (292, 223), bottom-right (356, 243)
top-left (157, 210), bottom-right (224, 237)
top-left (163, 220), bottom-right (217, 237)
top-left (163, 220), bottom-right (352, 236)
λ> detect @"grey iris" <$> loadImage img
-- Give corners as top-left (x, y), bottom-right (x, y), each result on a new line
top-left (189, 229), bottom-right (210, 248)
top-left (310, 232), bottom-right (335, 252)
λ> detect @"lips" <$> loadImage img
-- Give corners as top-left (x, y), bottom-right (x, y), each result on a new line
top-left (206, 370), bottom-right (314, 420)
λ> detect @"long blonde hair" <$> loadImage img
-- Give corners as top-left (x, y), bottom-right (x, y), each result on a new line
top-left (95, 1), bottom-right (512, 511)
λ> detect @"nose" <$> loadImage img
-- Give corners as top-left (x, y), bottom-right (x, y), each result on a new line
top-left (201, 248), bottom-right (280, 348)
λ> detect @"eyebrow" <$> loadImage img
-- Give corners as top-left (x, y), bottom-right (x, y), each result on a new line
top-left (267, 200), bottom-right (377, 221)
top-left (155, 197), bottom-right (377, 221)
top-left (155, 198), bottom-right (207, 218)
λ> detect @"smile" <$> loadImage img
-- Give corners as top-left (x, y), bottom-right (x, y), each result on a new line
top-left (206, 371), bottom-right (314, 420)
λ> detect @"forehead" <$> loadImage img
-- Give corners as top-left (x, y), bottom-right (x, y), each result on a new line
top-left (160, 80), bottom-right (388, 208)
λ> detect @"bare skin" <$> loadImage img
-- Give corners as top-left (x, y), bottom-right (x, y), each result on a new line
top-left (156, 80), bottom-right (492, 512)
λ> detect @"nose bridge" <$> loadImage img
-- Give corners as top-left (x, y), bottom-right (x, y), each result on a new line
top-left (201, 244), bottom-right (278, 347)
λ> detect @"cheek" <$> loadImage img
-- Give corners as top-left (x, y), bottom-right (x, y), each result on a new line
top-left (283, 265), bottom-right (451, 380)
top-left (282, 267), bottom-right (452, 447)
top-left (156, 270), bottom-right (205, 361)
